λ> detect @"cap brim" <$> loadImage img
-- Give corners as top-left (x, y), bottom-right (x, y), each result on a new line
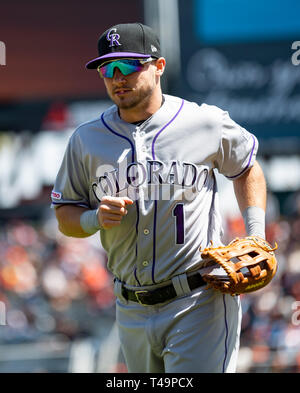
top-left (86, 52), bottom-right (153, 69)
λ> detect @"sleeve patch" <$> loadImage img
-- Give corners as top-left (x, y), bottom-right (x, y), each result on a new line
top-left (51, 190), bottom-right (62, 200)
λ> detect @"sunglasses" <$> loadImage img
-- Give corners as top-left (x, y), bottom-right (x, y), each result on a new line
top-left (97, 57), bottom-right (154, 78)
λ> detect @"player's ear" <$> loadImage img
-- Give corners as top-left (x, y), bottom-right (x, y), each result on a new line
top-left (155, 57), bottom-right (166, 76)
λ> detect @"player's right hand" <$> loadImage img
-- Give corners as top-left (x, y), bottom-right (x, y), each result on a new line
top-left (98, 196), bottom-right (134, 229)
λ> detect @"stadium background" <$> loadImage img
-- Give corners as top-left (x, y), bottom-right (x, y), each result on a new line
top-left (0, 0), bottom-right (300, 372)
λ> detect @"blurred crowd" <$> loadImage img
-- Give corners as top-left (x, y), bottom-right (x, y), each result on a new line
top-left (0, 210), bottom-right (115, 348)
top-left (0, 190), bottom-right (299, 373)
top-left (225, 190), bottom-right (300, 373)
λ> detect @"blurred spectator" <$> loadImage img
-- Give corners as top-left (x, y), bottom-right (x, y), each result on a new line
top-left (226, 190), bottom-right (300, 373)
top-left (0, 213), bottom-right (115, 347)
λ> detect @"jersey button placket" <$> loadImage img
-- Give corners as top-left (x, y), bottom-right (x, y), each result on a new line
top-left (134, 127), bottom-right (147, 161)
top-left (133, 127), bottom-right (151, 280)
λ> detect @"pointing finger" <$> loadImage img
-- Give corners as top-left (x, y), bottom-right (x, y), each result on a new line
top-left (101, 196), bottom-right (134, 208)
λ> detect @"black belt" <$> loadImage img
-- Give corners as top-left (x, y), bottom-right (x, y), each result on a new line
top-left (121, 273), bottom-right (206, 306)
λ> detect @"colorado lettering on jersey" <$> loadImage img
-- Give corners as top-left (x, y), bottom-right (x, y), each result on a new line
top-left (92, 160), bottom-right (209, 202)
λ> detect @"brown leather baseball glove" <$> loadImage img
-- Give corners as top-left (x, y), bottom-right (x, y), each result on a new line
top-left (200, 236), bottom-right (278, 296)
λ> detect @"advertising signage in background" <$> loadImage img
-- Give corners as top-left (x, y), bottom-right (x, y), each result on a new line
top-left (174, 0), bottom-right (300, 151)
top-left (0, 0), bottom-right (143, 101)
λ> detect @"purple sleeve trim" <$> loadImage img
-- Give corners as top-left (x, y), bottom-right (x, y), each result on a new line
top-left (51, 201), bottom-right (89, 207)
top-left (226, 135), bottom-right (256, 179)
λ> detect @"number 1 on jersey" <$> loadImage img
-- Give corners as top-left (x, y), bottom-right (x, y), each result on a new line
top-left (172, 203), bottom-right (185, 244)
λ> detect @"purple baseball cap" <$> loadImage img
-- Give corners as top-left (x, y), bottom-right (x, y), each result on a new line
top-left (85, 22), bottom-right (161, 69)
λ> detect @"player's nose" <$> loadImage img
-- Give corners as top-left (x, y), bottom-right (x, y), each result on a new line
top-left (112, 68), bottom-right (126, 84)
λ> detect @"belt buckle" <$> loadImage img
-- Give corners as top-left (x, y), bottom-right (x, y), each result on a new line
top-left (135, 290), bottom-right (149, 306)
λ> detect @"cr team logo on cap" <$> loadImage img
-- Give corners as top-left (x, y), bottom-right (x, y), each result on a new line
top-left (106, 28), bottom-right (121, 48)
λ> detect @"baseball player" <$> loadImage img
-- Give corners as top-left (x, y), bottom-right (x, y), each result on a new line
top-left (52, 23), bottom-right (267, 373)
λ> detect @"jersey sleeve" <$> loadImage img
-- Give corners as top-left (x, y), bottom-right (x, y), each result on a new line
top-left (51, 132), bottom-right (90, 209)
top-left (214, 111), bottom-right (258, 179)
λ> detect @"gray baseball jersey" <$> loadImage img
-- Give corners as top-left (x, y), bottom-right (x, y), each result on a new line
top-left (51, 94), bottom-right (258, 287)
